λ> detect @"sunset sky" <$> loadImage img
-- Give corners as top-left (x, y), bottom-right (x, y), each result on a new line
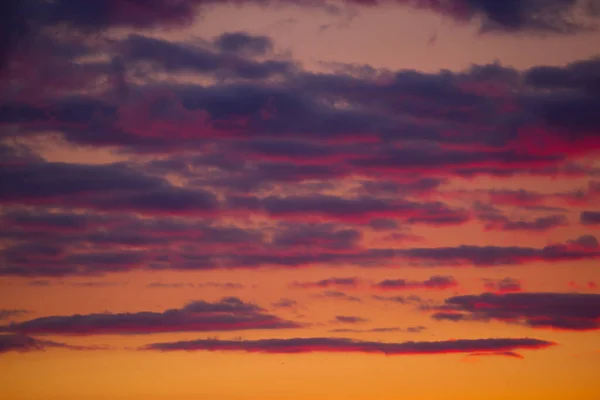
top-left (1, 1), bottom-right (600, 399)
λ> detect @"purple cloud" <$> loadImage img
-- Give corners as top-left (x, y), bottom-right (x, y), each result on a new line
top-left (0, 333), bottom-right (107, 354)
top-left (142, 337), bottom-right (556, 357)
top-left (431, 292), bottom-right (600, 331)
top-left (1, 297), bottom-right (301, 335)
top-left (332, 316), bottom-right (370, 324)
top-left (373, 276), bottom-right (458, 291)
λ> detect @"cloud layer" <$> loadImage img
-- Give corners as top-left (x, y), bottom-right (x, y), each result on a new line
top-left (142, 337), bottom-right (556, 358)
top-left (431, 292), bottom-right (600, 331)
top-left (1, 298), bottom-right (301, 335)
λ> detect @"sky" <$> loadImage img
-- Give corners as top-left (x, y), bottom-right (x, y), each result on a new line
top-left (1, 0), bottom-right (600, 399)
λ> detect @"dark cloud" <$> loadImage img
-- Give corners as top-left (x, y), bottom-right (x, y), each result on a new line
top-left (1, 297), bottom-right (301, 335)
top-left (371, 294), bottom-right (425, 305)
top-left (147, 282), bottom-right (195, 289)
top-left (359, 178), bottom-right (447, 196)
top-left (1, 209), bottom-right (97, 232)
top-left (479, 212), bottom-right (569, 232)
top-left (4, 0), bottom-right (598, 74)
top-left (0, 161), bottom-right (219, 215)
top-left (213, 32), bottom-right (273, 56)
top-left (291, 277), bottom-right (361, 289)
top-left (0, 309), bottom-right (28, 321)
top-left (228, 194), bottom-right (469, 225)
top-left (0, 210), bottom-right (268, 276)
top-left (466, 351), bottom-right (524, 359)
top-left (198, 282), bottom-right (246, 289)
top-left (373, 276), bottom-right (458, 291)
top-left (525, 57), bottom-right (600, 93)
top-left (317, 291), bottom-right (362, 302)
top-left (581, 211), bottom-right (600, 225)
top-left (147, 282), bottom-right (244, 289)
top-left (487, 189), bottom-right (545, 207)
top-left (1, 0), bottom-right (208, 69)
top-left (483, 277), bottom-right (523, 293)
top-left (329, 326), bottom-right (426, 334)
top-left (1, 228), bottom-right (597, 277)
top-left (346, 0), bottom-right (600, 35)
top-left (456, 0), bottom-right (600, 34)
top-left (367, 218), bottom-right (400, 231)
top-left (0, 333), bottom-right (106, 354)
top-left (3, 52), bottom-right (599, 181)
top-left (561, 179), bottom-right (600, 202)
top-left (350, 147), bottom-right (562, 178)
top-left (142, 336), bottom-right (555, 357)
top-left (391, 235), bottom-right (600, 266)
top-left (0, 161), bottom-right (162, 200)
top-left (123, 34), bottom-right (292, 79)
top-left (332, 316), bottom-right (369, 324)
top-left (272, 298), bottom-right (298, 309)
top-left (273, 223), bottom-right (362, 250)
top-left (432, 292), bottom-right (600, 331)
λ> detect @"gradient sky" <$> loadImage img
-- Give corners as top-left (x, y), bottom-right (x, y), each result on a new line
top-left (1, 1), bottom-right (600, 399)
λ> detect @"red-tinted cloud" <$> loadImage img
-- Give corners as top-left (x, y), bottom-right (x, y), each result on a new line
top-left (291, 277), bottom-right (361, 289)
top-left (332, 316), bottom-right (370, 324)
top-left (581, 211), bottom-right (600, 225)
top-left (0, 309), bottom-right (29, 321)
top-left (142, 337), bottom-right (556, 357)
top-left (483, 278), bottom-right (523, 293)
top-left (466, 351), bottom-right (524, 360)
top-left (316, 291), bottom-right (362, 302)
top-left (1, 298), bottom-right (301, 335)
top-left (0, 333), bottom-right (107, 354)
top-left (431, 292), bottom-right (600, 331)
top-left (330, 326), bottom-right (426, 334)
top-left (227, 194), bottom-right (470, 225)
top-left (373, 276), bottom-right (458, 291)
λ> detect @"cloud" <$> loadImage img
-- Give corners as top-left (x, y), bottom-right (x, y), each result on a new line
top-left (272, 298), bottom-right (298, 309)
top-left (466, 351), bottom-right (524, 360)
top-left (147, 282), bottom-right (244, 289)
top-left (147, 282), bottom-right (195, 289)
top-left (483, 278), bottom-right (523, 293)
top-left (273, 223), bottom-right (362, 251)
top-left (581, 211), bottom-right (600, 225)
top-left (330, 326), bottom-right (426, 334)
top-left (368, 218), bottom-right (400, 231)
top-left (332, 316), bottom-right (370, 324)
top-left (1, 297), bottom-right (301, 335)
top-left (373, 276), bottom-right (458, 291)
top-left (0, 333), bottom-right (106, 354)
top-left (291, 277), bottom-right (361, 289)
top-left (449, 0), bottom-right (600, 34)
top-left (3, 53), bottom-right (600, 181)
top-left (213, 32), bottom-right (273, 56)
top-left (123, 34), bottom-right (292, 79)
top-left (142, 336), bottom-right (556, 357)
top-left (390, 235), bottom-right (600, 266)
top-left (0, 309), bottom-right (29, 321)
top-left (1, 228), bottom-right (598, 277)
top-left (431, 292), bottom-right (600, 331)
top-left (372, 295), bottom-right (425, 305)
top-left (475, 202), bottom-right (569, 231)
top-left (317, 291), bottom-right (362, 302)
top-left (228, 194), bottom-right (470, 225)
top-left (525, 56), bottom-right (600, 92)
top-left (0, 161), bottom-right (219, 215)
